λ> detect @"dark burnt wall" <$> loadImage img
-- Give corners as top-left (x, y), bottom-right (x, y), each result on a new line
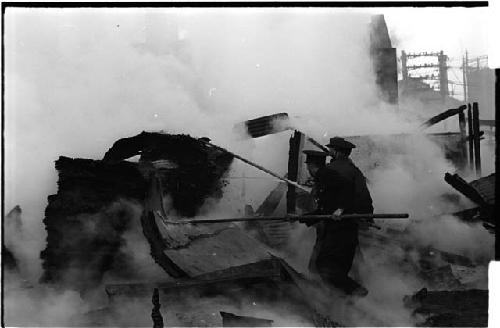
top-left (40, 133), bottom-right (233, 290)
top-left (39, 157), bottom-right (147, 290)
top-left (370, 15), bottom-right (399, 105)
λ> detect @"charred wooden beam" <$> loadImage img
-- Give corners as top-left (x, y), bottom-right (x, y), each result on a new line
top-left (444, 173), bottom-right (488, 207)
top-left (151, 288), bottom-right (164, 328)
top-left (458, 111), bottom-right (467, 160)
top-left (461, 130), bottom-right (484, 143)
top-left (420, 105), bottom-right (467, 129)
top-left (256, 183), bottom-right (287, 216)
top-left (287, 131), bottom-right (303, 213)
top-left (467, 104), bottom-right (474, 169)
top-left (472, 102), bottom-right (482, 177)
top-left (105, 258), bottom-right (285, 299)
top-left (141, 211), bottom-right (188, 278)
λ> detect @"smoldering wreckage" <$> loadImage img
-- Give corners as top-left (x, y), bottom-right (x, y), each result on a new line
top-left (3, 16), bottom-right (495, 328)
top-left (4, 106), bottom-right (495, 327)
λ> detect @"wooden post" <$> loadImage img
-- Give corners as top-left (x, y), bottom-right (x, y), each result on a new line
top-left (458, 111), bottom-right (467, 169)
top-left (401, 50), bottom-right (408, 81)
top-left (462, 54), bottom-right (467, 102)
top-left (287, 131), bottom-right (303, 214)
top-left (152, 288), bottom-right (164, 328)
top-left (467, 103), bottom-right (474, 170)
top-left (472, 102), bottom-right (482, 177)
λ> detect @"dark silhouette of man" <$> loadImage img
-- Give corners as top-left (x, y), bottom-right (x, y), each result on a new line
top-left (301, 137), bottom-right (373, 297)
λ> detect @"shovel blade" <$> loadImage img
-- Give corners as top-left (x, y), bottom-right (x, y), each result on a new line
top-left (235, 112), bottom-right (291, 138)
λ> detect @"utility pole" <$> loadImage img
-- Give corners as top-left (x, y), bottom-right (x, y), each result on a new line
top-left (438, 50), bottom-right (449, 103)
top-left (462, 51), bottom-right (468, 103)
top-left (401, 50), bottom-right (408, 80)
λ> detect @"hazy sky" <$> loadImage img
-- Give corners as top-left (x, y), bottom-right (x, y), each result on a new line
top-left (5, 5), bottom-right (494, 209)
top-left (370, 7), bottom-right (492, 59)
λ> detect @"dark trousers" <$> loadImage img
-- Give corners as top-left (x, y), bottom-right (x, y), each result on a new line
top-left (313, 222), bottom-right (361, 294)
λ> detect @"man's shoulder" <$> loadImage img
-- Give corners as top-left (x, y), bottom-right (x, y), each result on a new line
top-left (326, 160), bottom-right (357, 172)
top-left (315, 165), bottom-right (339, 183)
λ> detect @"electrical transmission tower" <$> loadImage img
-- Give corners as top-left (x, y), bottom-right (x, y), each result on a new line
top-left (462, 52), bottom-right (489, 103)
top-left (401, 50), bottom-right (449, 103)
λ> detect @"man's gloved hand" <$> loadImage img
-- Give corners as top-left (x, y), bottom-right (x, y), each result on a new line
top-left (331, 208), bottom-right (343, 221)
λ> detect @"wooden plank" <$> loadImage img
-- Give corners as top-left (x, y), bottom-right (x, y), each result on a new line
top-left (444, 173), bottom-right (488, 207)
top-left (467, 104), bottom-right (474, 169)
top-left (287, 131), bottom-right (303, 214)
top-left (458, 111), bottom-right (468, 165)
top-left (472, 102), bottom-right (482, 177)
top-left (105, 259), bottom-right (284, 298)
top-left (163, 227), bottom-right (273, 277)
top-left (421, 105), bottom-right (467, 129)
top-left (255, 182), bottom-right (286, 216)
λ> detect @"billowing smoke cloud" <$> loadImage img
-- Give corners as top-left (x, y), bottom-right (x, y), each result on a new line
top-left (4, 8), bottom-right (381, 274)
top-left (4, 7), bottom-right (494, 327)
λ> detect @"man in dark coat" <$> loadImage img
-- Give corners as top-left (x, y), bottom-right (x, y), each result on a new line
top-left (301, 137), bottom-right (373, 297)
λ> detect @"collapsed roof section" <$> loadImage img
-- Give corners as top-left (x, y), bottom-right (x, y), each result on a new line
top-left (40, 132), bottom-right (237, 289)
top-left (40, 131), bottom-right (317, 308)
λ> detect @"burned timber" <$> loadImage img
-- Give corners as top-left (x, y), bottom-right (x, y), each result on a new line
top-left (22, 102), bottom-right (492, 326)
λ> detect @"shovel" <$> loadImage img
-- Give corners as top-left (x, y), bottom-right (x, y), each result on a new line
top-left (236, 112), bottom-right (330, 152)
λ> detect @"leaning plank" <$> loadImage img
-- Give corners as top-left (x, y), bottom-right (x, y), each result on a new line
top-left (163, 227), bottom-right (273, 277)
top-left (444, 173), bottom-right (487, 207)
top-left (421, 105), bottom-right (467, 129)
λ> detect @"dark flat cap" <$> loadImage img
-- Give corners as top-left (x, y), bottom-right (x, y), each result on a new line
top-left (325, 137), bottom-right (356, 150)
top-left (303, 150), bottom-right (328, 164)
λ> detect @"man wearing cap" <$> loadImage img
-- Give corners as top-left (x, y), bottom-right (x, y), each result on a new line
top-left (293, 150), bottom-right (328, 215)
top-left (302, 137), bottom-right (373, 297)
top-left (303, 150), bottom-right (328, 185)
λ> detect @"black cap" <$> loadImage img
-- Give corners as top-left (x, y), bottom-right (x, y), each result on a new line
top-left (303, 150), bottom-right (328, 165)
top-left (325, 137), bottom-right (356, 150)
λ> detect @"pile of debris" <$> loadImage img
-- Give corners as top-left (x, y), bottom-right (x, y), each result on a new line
top-left (28, 124), bottom-right (492, 326)
top-left (445, 172), bottom-right (495, 232)
top-left (404, 288), bottom-right (488, 327)
top-left (39, 132), bottom-right (233, 290)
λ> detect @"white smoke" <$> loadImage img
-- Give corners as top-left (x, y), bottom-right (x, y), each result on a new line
top-left (4, 7), bottom-right (494, 327)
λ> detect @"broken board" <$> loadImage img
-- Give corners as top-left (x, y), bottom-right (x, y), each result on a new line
top-left (142, 168), bottom-right (274, 278)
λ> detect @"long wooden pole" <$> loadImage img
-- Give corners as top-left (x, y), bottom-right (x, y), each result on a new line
top-left (305, 136), bottom-right (330, 152)
top-left (200, 139), bottom-right (311, 193)
top-left (164, 213), bottom-right (410, 224)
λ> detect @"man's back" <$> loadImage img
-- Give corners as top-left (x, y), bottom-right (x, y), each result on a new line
top-left (315, 159), bottom-right (373, 215)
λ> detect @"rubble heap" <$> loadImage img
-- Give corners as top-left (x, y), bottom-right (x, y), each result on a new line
top-left (40, 132), bottom-right (233, 290)
top-left (405, 288), bottom-right (488, 327)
